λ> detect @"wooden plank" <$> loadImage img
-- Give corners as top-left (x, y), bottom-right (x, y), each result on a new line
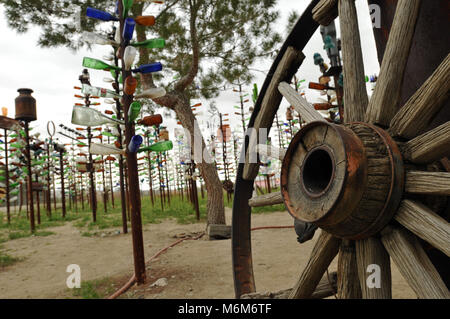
top-left (0, 116), bottom-right (21, 131)
top-left (403, 121), bottom-right (450, 164)
top-left (339, 0), bottom-right (368, 123)
top-left (241, 272), bottom-right (337, 299)
top-left (405, 171), bottom-right (450, 196)
top-left (365, 0), bottom-right (422, 126)
top-left (390, 54), bottom-right (450, 139)
top-left (289, 231), bottom-right (341, 299)
top-left (337, 240), bottom-right (362, 299)
top-left (243, 47), bottom-right (305, 180)
top-left (355, 237), bottom-right (392, 299)
top-left (256, 144), bottom-right (286, 161)
top-left (381, 226), bottom-right (450, 299)
top-left (394, 200), bottom-right (450, 257)
top-left (278, 82), bottom-right (326, 123)
top-left (312, 0), bottom-right (338, 26)
top-left (248, 192), bottom-right (283, 208)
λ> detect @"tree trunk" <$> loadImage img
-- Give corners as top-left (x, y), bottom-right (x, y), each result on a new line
top-left (172, 97), bottom-right (225, 225)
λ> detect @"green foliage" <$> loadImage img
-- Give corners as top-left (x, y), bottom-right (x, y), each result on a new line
top-left (0, 0), bottom-right (282, 99)
top-left (71, 277), bottom-right (115, 299)
top-left (0, 251), bottom-right (20, 268)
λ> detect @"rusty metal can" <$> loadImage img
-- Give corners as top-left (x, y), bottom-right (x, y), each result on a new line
top-left (15, 88), bottom-right (37, 122)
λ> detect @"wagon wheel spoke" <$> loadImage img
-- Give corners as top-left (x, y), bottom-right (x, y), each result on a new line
top-left (380, 225), bottom-right (450, 299)
top-left (289, 230), bottom-right (341, 299)
top-left (339, 0), bottom-right (368, 123)
top-left (248, 191), bottom-right (283, 208)
top-left (405, 171), bottom-right (450, 196)
top-left (337, 240), bottom-right (361, 299)
top-left (242, 47), bottom-right (305, 181)
top-left (355, 237), bottom-right (392, 299)
top-left (403, 121), bottom-right (450, 164)
top-left (312, 0), bottom-right (338, 26)
top-left (389, 53), bottom-right (450, 139)
top-left (394, 200), bottom-right (450, 257)
top-left (365, 0), bottom-right (422, 126)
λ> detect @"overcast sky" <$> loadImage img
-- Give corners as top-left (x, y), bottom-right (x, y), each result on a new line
top-left (0, 0), bottom-right (380, 147)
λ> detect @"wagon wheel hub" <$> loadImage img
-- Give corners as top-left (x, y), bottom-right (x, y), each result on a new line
top-left (281, 121), bottom-right (405, 240)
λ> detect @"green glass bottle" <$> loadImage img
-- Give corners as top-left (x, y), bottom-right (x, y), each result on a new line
top-left (123, 0), bottom-right (134, 18)
top-left (128, 101), bottom-right (141, 123)
top-left (83, 57), bottom-right (120, 71)
top-left (131, 38), bottom-right (165, 49)
top-left (138, 140), bottom-right (173, 153)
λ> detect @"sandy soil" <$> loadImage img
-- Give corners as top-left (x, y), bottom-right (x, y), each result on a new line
top-left (0, 209), bottom-right (416, 299)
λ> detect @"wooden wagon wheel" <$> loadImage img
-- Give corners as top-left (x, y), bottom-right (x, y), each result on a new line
top-left (232, 0), bottom-right (450, 299)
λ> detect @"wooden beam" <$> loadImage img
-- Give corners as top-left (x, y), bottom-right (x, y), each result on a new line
top-left (337, 240), bottom-right (362, 299)
top-left (394, 200), bottom-right (450, 257)
top-left (278, 82), bottom-right (326, 123)
top-left (339, 0), bottom-right (368, 123)
top-left (403, 121), bottom-right (450, 164)
top-left (381, 226), bottom-right (450, 299)
top-left (365, 0), bottom-right (422, 126)
top-left (355, 237), bottom-right (392, 299)
top-left (243, 47), bottom-right (305, 181)
top-left (0, 116), bottom-right (21, 131)
top-left (289, 231), bottom-right (341, 299)
top-left (256, 144), bottom-right (286, 161)
top-left (241, 271), bottom-right (337, 299)
top-left (248, 192), bottom-right (283, 208)
top-left (390, 54), bottom-right (450, 139)
top-left (405, 171), bottom-right (450, 196)
top-left (312, 0), bottom-right (338, 26)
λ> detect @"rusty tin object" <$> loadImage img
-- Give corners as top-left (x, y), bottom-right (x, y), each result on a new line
top-left (15, 88), bottom-right (37, 122)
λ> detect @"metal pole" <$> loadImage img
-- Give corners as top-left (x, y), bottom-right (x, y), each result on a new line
top-left (24, 122), bottom-right (35, 232)
top-left (59, 150), bottom-right (66, 218)
top-left (119, 1), bottom-right (145, 284)
top-left (4, 128), bottom-right (10, 223)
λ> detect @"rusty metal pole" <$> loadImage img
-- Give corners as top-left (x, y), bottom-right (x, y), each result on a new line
top-left (24, 122), bottom-right (35, 232)
top-left (119, 1), bottom-right (146, 284)
top-left (107, 135), bottom-right (115, 208)
top-left (59, 149), bottom-right (66, 218)
top-left (34, 152), bottom-right (41, 224)
top-left (146, 134), bottom-right (155, 206)
top-left (45, 140), bottom-right (52, 217)
top-left (163, 152), bottom-right (171, 206)
top-left (4, 128), bottom-right (10, 224)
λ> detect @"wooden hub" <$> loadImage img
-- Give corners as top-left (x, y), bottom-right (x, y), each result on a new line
top-left (281, 121), bottom-right (405, 240)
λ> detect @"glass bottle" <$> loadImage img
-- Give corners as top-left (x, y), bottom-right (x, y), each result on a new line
top-left (81, 84), bottom-right (121, 99)
top-left (86, 7), bottom-right (118, 22)
top-left (82, 31), bottom-right (117, 46)
top-left (122, 0), bottom-right (134, 18)
top-left (128, 101), bottom-right (141, 123)
top-left (132, 62), bottom-right (162, 74)
top-left (124, 76), bottom-right (137, 95)
top-left (137, 114), bottom-right (163, 127)
top-left (128, 135), bottom-right (143, 153)
top-left (138, 140), bottom-right (173, 153)
top-left (135, 87), bottom-right (166, 99)
top-left (123, 46), bottom-right (137, 70)
top-left (90, 143), bottom-right (125, 155)
top-left (134, 16), bottom-right (156, 26)
top-left (83, 57), bottom-right (120, 71)
top-left (131, 38), bottom-right (165, 49)
top-left (123, 18), bottom-right (135, 41)
top-left (72, 105), bottom-right (125, 127)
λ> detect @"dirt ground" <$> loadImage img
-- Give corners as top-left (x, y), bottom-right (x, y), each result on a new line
top-left (0, 208), bottom-right (416, 299)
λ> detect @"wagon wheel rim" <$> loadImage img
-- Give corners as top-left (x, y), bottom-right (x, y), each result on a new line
top-left (232, 0), bottom-right (450, 299)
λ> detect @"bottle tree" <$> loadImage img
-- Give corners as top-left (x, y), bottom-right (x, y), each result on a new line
top-left (1, 0), bottom-right (282, 226)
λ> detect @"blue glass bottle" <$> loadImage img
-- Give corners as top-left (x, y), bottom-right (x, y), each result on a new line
top-left (123, 18), bottom-right (136, 41)
top-left (128, 135), bottom-right (143, 153)
top-left (86, 7), bottom-right (119, 21)
top-left (132, 62), bottom-right (163, 74)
